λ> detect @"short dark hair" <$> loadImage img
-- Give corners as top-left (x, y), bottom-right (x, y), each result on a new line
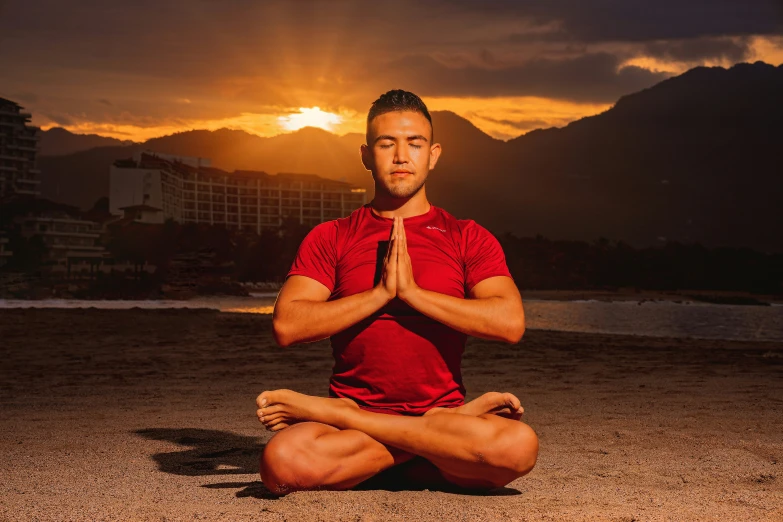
top-left (367, 89), bottom-right (432, 129)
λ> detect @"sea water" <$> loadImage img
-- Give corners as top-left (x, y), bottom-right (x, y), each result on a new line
top-left (1, 295), bottom-right (781, 343)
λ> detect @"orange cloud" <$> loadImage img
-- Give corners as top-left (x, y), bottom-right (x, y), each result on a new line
top-left (37, 96), bottom-right (611, 143)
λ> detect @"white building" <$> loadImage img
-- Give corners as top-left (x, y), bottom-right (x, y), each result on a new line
top-left (0, 97), bottom-right (40, 199)
top-left (110, 151), bottom-right (367, 233)
top-left (15, 211), bottom-right (105, 268)
top-left (0, 235), bottom-right (12, 267)
top-left (117, 203), bottom-right (164, 224)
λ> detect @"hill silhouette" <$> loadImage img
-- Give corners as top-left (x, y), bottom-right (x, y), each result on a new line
top-left (39, 127), bottom-right (135, 156)
top-left (503, 61), bottom-right (783, 252)
top-left (37, 61), bottom-right (783, 252)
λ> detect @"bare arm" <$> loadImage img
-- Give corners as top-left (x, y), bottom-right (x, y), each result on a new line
top-left (272, 220), bottom-right (401, 347)
top-left (396, 218), bottom-right (525, 344)
top-left (272, 277), bottom-right (388, 347)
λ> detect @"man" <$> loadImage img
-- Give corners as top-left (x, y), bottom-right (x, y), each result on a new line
top-left (256, 90), bottom-right (538, 494)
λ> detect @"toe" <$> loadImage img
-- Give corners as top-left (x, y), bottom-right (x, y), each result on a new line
top-left (256, 392), bottom-right (272, 408)
top-left (262, 412), bottom-right (286, 424)
top-left (504, 392), bottom-right (521, 410)
top-left (261, 404), bottom-right (283, 416)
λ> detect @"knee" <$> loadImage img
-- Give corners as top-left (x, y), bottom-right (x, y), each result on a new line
top-left (260, 430), bottom-right (323, 494)
top-left (481, 420), bottom-right (539, 479)
top-left (506, 422), bottom-right (539, 477)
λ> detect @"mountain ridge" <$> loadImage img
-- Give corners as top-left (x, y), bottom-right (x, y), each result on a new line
top-left (36, 61), bottom-right (783, 252)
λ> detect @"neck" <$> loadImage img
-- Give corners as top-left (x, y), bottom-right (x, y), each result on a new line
top-left (370, 185), bottom-right (431, 219)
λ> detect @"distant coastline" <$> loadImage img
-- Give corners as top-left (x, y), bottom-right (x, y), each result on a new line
top-left (522, 289), bottom-right (781, 306)
top-left (1, 280), bottom-right (779, 306)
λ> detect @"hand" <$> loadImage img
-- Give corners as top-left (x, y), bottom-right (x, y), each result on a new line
top-left (376, 216), bottom-right (399, 301)
top-left (396, 217), bottom-right (420, 303)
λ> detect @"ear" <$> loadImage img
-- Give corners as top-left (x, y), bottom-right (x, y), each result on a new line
top-left (360, 143), bottom-right (373, 171)
top-left (428, 143), bottom-right (442, 170)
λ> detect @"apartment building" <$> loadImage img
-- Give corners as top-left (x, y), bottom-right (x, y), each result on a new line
top-left (0, 97), bottom-right (40, 200)
top-left (15, 210), bottom-right (106, 267)
top-left (0, 235), bottom-right (12, 267)
top-left (110, 151), bottom-right (367, 233)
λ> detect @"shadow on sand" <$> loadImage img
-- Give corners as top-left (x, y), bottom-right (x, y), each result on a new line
top-left (135, 428), bottom-right (521, 498)
top-left (134, 428), bottom-right (277, 499)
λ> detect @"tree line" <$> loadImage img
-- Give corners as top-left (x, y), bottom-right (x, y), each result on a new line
top-left (3, 215), bottom-right (781, 296)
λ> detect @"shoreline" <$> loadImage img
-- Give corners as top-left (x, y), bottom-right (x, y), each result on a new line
top-left (522, 289), bottom-right (782, 305)
top-left (1, 287), bottom-right (780, 305)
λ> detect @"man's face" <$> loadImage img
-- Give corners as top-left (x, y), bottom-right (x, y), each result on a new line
top-left (362, 110), bottom-right (441, 199)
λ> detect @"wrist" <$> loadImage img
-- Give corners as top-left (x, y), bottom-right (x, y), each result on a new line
top-left (398, 284), bottom-right (422, 305)
top-left (371, 285), bottom-right (394, 305)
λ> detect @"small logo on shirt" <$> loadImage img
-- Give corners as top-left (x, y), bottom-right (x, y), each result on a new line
top-left (426, 225), bottom-right (446, 233)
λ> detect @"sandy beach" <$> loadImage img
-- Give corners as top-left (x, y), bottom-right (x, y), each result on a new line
top-left (1, 308), bottom-right (781, 521)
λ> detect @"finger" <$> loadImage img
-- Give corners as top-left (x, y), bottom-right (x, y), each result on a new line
top-left (391, 221), bottom-right (399, 263)
top-left (401, 219), bottom-right (408, 255)
top-left (385, 217), bottom-right (397, 263)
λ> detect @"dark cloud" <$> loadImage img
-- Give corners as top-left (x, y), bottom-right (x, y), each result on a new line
top-left (476, 115), bottom-right (552, 130)
top-left (0, 0), bottom-right (779, 127)
top-left (643, 37), bottom-right (753, 63)
top-left (456, 0), bottom-right (783, 42)
top-left (369, 53), bottom-right (670, 103)
top-left (8, 92), bottom-right (39, 104)
top-left (44, 113), bottom-right (74, 126)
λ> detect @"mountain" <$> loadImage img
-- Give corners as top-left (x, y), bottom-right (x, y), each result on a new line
top-left (502, 61), bottom-right (783, 252)
top-left (36, 61), bottom-right (783, 252)
top-left (144, 126), bottom-right (369, 188)
top-left (39, 127), bottom-right (135, 156)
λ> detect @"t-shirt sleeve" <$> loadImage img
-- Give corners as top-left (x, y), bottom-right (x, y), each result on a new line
top-left (463, 222), bottom-right (513, 292)
top-left (286, 221), bottom-right (338, 292)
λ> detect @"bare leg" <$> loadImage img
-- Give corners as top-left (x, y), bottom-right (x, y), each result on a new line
top-left (425, 391), bottom-right (524, 420)
top-left (260, 421), bottom-right (414, 494)
top-left (257, 390), bottom-right (538, 490)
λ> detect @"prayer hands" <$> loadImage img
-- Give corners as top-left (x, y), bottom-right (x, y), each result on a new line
top-left (377, 216), bottom-right (419, 303)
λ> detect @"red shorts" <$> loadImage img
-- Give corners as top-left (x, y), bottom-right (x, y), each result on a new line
top-left (357, 404), bottom-right (462, 416)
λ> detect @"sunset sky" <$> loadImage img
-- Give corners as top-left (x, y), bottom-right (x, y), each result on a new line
top-left (1, 0), bottom-right (781, 141)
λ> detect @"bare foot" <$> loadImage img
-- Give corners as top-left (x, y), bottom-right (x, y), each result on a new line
top-left (256, 389), bottom-right (359, 432)
top-left (424, 392), bottom-right (524, 421)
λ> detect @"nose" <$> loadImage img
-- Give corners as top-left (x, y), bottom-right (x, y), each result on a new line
top-left (393, 146), bottom-right (409, 165)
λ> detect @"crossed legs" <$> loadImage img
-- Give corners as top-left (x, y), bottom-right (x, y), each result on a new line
top-left (257, 390), bottom-right (539, 494)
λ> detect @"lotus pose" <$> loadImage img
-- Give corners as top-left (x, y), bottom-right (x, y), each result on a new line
top-left (257, 90), bottom-right (538, 494)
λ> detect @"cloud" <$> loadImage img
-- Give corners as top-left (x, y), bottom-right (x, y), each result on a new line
top-left (476, 115), bottom-right (554, 131)
top-left (643, 37), bottom-right (753, 63)
top-left (43, 113), bottom-right (74, 126)
top-left (463, 0), bottom-right (783, 42)
top-left (8, 91), bottom-right (40, 104)
top-left (368, 53), bottom-right (671, 103)
top-left (1, 0), bottom-right (780, 141)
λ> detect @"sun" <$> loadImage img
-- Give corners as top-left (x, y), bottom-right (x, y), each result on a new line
top-left (278, 107), bottom-right (343, 132)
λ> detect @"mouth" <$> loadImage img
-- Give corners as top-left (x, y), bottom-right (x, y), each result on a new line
top-left (391, 171), bottom-right (413, 177)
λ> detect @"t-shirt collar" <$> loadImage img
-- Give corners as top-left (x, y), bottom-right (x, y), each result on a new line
top-left (366, 203), bottom-right (436, 225)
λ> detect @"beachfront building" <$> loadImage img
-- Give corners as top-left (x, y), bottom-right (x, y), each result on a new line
top-left (109, 151), bottom-right (367, 233)
top-left (0, 234), bottom-right (12, 267)
top-left (118, 203), bottom-right (164, 224)
top-left (0, 97), bottom-right (41, 200)
top-left (15, 210), bottom-right (106, 271)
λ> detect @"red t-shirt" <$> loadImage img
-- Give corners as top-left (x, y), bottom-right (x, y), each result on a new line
top-left (286, 203), bottom-right (513, 415)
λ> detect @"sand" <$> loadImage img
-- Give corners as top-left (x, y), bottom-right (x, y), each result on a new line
top-left (1, 308), bottom-right (781, 521)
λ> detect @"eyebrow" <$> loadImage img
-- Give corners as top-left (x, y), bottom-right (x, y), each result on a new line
top-left (374, 134), bottom-right (430, 144)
